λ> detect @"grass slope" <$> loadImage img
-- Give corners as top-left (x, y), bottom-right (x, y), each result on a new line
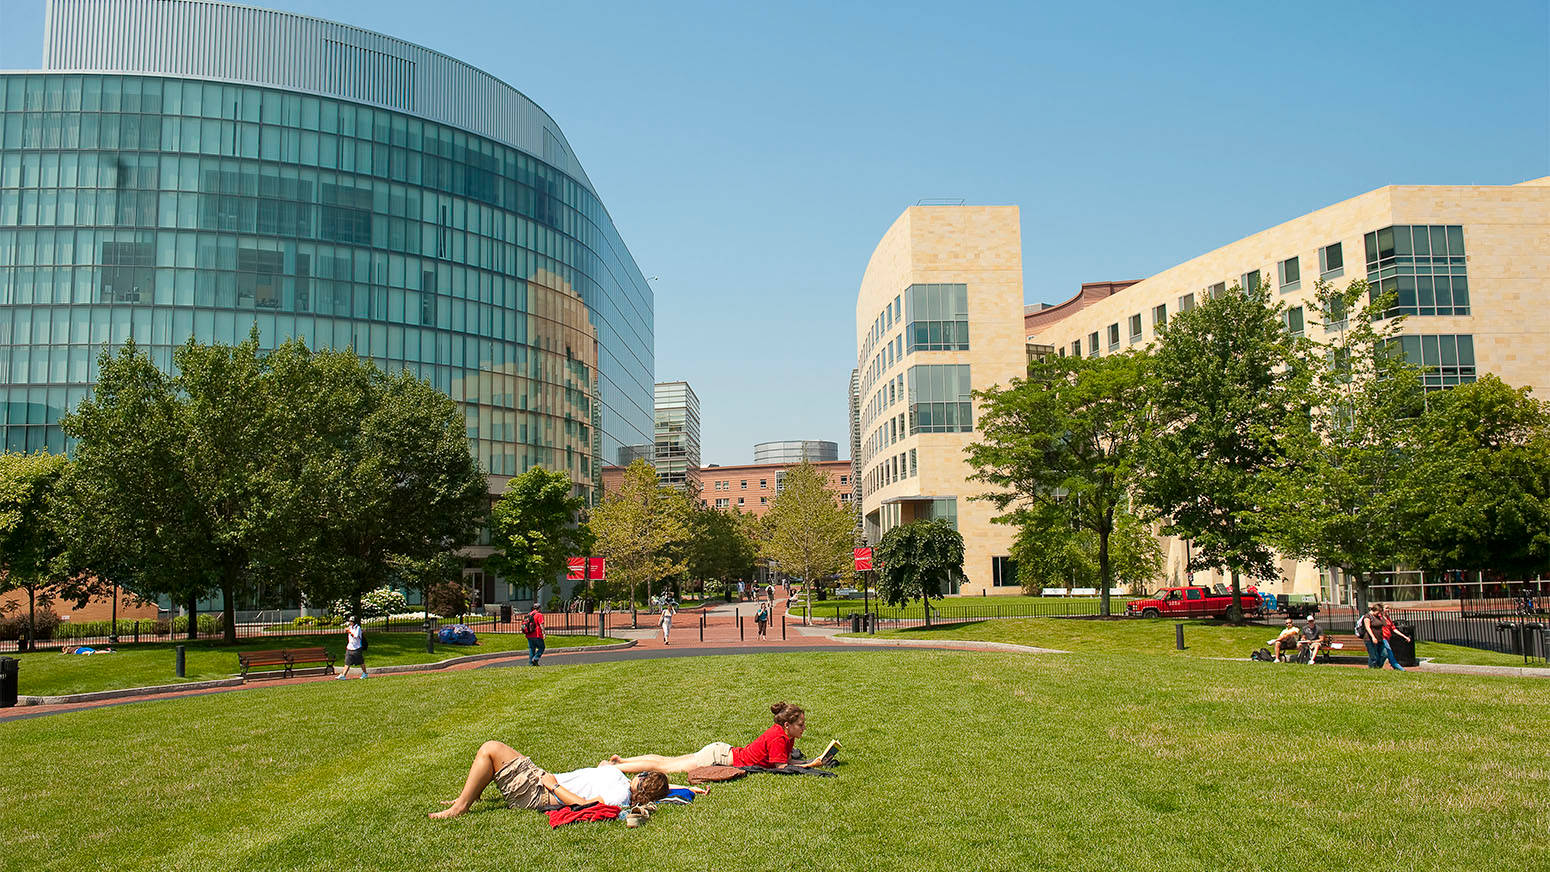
top-left (10, 631), bottom-right (611, 697)
top-left (3, 650), bottom-right (1548, 872)
top-left (849, 617), bottom-right (1535, 666)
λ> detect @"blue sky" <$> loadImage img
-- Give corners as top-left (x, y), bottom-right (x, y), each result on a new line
top-left (2, 0), bottom-right (1546, 465)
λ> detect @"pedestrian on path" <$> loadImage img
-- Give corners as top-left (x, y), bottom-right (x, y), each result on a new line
top-left (337, 616), bottom-right (368, 679)
top-left (522, 603), bottom-right (545, 665)
top-left (756, 601), bottom-right (769, 640)
top-left (1360, 604), bottom-right (1385, 669)
top-left (1378, 604), bottom-right (1410, 671)
top-left (660, 600), bottom-right (676, 645)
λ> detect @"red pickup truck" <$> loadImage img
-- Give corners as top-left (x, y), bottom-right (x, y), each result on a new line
top-left (1125, 586), bottom-right (1264, 619)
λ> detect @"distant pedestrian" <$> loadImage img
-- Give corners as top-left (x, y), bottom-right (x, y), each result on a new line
top-left (660, 600), bottom-right (676, 645)
top-left (766, 584), bottom-right (775, 602)
top-left (522, 603), bottom-right (545, 666)
top-left (756, 601), bottom-right (769, 640)
top-left (337, 616), bottom-right (368, 679)
top-left (1378, 604), bottom-right (1410, 671)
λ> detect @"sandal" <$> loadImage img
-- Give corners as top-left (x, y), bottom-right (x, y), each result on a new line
top-left (625, 804), bottom-right (653, 828)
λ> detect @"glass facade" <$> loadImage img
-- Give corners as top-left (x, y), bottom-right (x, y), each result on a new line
top-left (902, 282), bottom-right (968, 352)
top-left (0, 73), bottom-right (653, 497)
top-left (906, 364), bottom-right (972, 434)
top-left (1364, 225), bottom-right (1468, 318)
top-left (1396, 334), bottom-right (1476, 389)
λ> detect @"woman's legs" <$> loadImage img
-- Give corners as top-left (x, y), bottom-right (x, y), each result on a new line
top-left (610, 751), bottom-right (703, 774)
top-left (430, 741), bottom-right (524, 819)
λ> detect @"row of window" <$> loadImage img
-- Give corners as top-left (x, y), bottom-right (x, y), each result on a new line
top-left (859, 284), bottom-right (971, 427)
top-left (864, 447), bottom-right (917, 497)
top-left (862, 365), bottom-right (973, 476)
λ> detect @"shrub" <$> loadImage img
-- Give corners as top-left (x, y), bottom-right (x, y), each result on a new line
top-left (427, 581), bottom-right (469, 618)
top-left (328, 587), bottom-right (410, 619)
top-left (294, 615), bottom-right (319, 627)
top-left (0, 608), bottom-right (60, 641)
top-left (51, 618), bottom-right (153, 640)
top-left (170, 614), bottom-right (224, 635)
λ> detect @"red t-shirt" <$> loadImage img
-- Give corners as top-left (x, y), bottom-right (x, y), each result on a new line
top-left (732, 724), bottom-right (792, 767)
top-left (525, 610), bottom-right (544, 639)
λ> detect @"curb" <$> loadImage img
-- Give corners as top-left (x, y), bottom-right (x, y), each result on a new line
top-left (12, 639), bottom-right (637, 706)
top-left (830, 635), bottom-right (1069, 655)
top-left (1414, 661), bottom-right (1550, 679)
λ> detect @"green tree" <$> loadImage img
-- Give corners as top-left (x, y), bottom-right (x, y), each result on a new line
top-left (1268, 279), bottom-right (1423, 609)
top-left (0, 451), bottom-right (77, 650)
top-left (1400, 374), bottom-right (1550, 578)
top-left (875, 519), bottom-right (964, 625)
top-left (968, 351), bottom-right (1153, 615)
top-left (1011, 510), bottom-right (1163, 596)
top-left (1139, 280), bottom-right (1307, 622)
top-left (485, 465), bottom-right (593, 603)
top-left (761, 460), bottom-right (855, 621)
top-left (687, 504), bottom-right (758, 597)
top-left (590, 459), bottom-right (692, 606)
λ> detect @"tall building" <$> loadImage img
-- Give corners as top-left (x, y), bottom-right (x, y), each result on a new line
top-left (855, 206), bottom-right (1026, 594)
top-left (1025, 179), bottom-right (1550, 601)
top-left (653, 380), bottom-right (700, 489)
top-left (847, 368), bottom-right (862, 514)
top-left (753, 439), bottom-right (838, 463)
top-left (0, 0), bottom-right (655, 510)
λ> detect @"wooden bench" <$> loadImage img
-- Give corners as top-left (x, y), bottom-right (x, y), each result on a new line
top-left (239, 647), bottom-right (336, 679)
top-left (1295, 634), bottom-right (1367, 664)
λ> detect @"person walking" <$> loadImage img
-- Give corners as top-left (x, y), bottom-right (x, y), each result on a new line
top-left (1359, 604), bottom-right (1384, 669)
top-left (755, 600), bottom-right (769, 640)
top-left (1378, 604), bottom-right (1410, 671)
top-left (337, 616), bottom-right (368, 679)
top-left (659, 599), bottom-right (676, 645)
top-left (522, 603), bottom-right (546, 666)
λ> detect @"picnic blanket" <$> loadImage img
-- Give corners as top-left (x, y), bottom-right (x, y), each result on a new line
top-left (739, 764), bottom-right (837, 778)
top-left (686, 765), bottom-right (746, 784)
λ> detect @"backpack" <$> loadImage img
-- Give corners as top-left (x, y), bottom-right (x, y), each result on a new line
top-left (520, 613), bottom-right (538, 635)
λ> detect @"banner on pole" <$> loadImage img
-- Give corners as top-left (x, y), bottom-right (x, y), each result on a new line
top-left (588, 557), bottom-right (607, 580)
top-left (853, 547), bottom-right (873, 572)
top-left (566, 557), bottom-right (586, 580)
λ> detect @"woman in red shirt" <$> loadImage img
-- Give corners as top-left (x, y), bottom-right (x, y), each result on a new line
top-left (605, 702), bottom-right (827, 773)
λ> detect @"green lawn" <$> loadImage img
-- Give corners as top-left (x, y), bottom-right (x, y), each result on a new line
top-left (800, 593), bottom-right (1137, 620)
top-left (847, 617), bottom-right (1536, 666)
top-left (3, 650), bottom-right (1547, 872)
top-left (9, 631), bottom-right (613, 697)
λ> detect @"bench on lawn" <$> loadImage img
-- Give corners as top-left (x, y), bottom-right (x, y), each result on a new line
top-left (239, 647), bottom-right (336, 679)
top-left (1070, 588), bottom-right (1098, 597)
top-left (1288, 634), bottom-right (1366, 664)
top-left (1041, 588), bottom-right (1067, 597)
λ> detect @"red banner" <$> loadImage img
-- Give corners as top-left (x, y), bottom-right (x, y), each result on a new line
top-left (854, 547), bottom-right (873, 572)
top-left (588, 557), bottom-right (606, 580)
top-left (566, 557), bottom-right (586, 580)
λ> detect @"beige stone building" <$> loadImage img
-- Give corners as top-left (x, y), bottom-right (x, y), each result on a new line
top-left (855, 206), bottom-right (1028, 595)
top-left (1025, 179), bottom-right (1550, 600)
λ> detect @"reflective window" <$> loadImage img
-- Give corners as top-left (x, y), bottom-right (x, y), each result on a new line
top-left (1319, 242), bottom-right (1344, 279)
top-left (1395, 334), bottom-right (1476, 389)
top-left (1278, 256), bottom-right (1300, 292)
top-left (906, 364), bottom-right (972, 434)
top-left (1364, 225), bottom-right (1468, 317)
top-left (903, 283), bottom-right (969, 352)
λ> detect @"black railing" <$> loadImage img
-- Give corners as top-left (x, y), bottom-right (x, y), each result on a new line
top-left (0, 609), bottom-right (611, 653)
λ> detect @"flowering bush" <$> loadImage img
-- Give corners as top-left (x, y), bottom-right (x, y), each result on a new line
top-left (329, 587), bottom-right (410, 619)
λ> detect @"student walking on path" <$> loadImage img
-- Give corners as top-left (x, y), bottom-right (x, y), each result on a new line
top-left (660, 600), bottom-right (676, 645)
top-left (337, 617), bottom-right (368, 679)
top-left (1378, 604), bottom-right (1410, 671)
top-left (1359, 605), bottom-right (1385, 669)
top-left (755, 601), bottom-right (769, 640)
top-left (522, 603), bottom-right (545, 666)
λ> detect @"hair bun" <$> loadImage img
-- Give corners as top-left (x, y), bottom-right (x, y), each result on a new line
top-left (770, 701), bottom-right (788, 716)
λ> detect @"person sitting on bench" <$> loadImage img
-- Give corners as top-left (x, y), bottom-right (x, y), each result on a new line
top-left (429, 741), bottom-right (668, 819)
top-left (602, 701), bottom-right (829, 774)
top-left (1270, 618), bottom-right (1302, 662)
top-left (1296, 616), bottom-right (1323, 663)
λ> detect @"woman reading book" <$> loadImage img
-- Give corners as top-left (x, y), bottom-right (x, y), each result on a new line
top-left (603, 702), bottom-right (829, 773)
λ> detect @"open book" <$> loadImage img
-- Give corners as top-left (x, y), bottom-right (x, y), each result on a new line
top-left (811, 739), bottom-right (841, 765)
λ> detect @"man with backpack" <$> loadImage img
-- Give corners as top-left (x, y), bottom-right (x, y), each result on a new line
top-left (522, 603), bottom-right (545, 666)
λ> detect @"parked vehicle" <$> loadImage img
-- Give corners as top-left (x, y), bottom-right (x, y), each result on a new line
top-left (1125, 585), bottom-right (1263, 619)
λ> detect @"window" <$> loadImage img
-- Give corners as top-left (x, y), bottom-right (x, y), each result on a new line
top-left (1178, 293), bottom-right (1195, 313)
top-left (906, 364), bottom-right (973, 434)
top-left (715, 498), bottom-right (729, 508)
top-left (1284, 306), bottom-right (1304, 335)
top-left (1240, 270), bottom-right (1261, 293)
top-left (903, 283), bottom-right (970, 352)
top-left (1365, 225), bottom-right (1468, 317)
top-left (759, 479), bottom-right (766, 488)
top-left (1395, 334), bottom-right (1476, 389)
top-left (738, 497), bottom-right (745, 506)
top-left (1087, 332), bottom-right (1099, 357)
top-left (760, 496), bottom-right (767, 505)
top-left (1319, 242), bottom-right (1344, 279)
top-left (909, 448), bottom-right (917, 477)
top-left (1070, 340), bottom-right (1082, 357)
top-left (840, 493), bottom-right (851, 502)
top-left (1152, 303), bottom-right (1167, 328)
top-left (992, 555), bottom-right (1019, 587)
top-left (740, 480), bottom-right (747, 489)
top-left (840, 475), bottom-right (849, 484)
top-left (1206, 282), bottom-right (1225, 300)
top-left (1128, 313), bottom-right (1143, 343)
top-left (1107, 323), bottom-right (1120, 350)
top-left (1278, 256), bottom-right (1300, 292)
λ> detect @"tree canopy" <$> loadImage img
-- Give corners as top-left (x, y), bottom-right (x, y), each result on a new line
top-left (761, 460), bottom-right (855, 620)
top-left (0, 451), bottom-right (78, 649)
top-left (589, 459), bottom-right (692, 605)
top-left (485, 465), bottom-right (592, 604)
top-left (875, 519), bottom-right (964, 624)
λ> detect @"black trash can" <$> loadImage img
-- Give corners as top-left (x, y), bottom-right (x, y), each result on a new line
top-left (499, 604), bottom-right (512, 625)
top-left (0, 656), bottom-right (18, 708)
top-left (1497, 622), bottom-right (1523, 655)
top-left (849, 613), bottom-right (862, 633)
top-left (1390, 622), bottom-right (1418, 668)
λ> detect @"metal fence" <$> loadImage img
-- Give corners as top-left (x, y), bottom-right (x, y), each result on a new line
top-left (1388, 608), bottom-right (1547, 666)
top-left (811, 597), bottom-right (1140, 631)
top-left (0, 609), bottom-right (609, 653)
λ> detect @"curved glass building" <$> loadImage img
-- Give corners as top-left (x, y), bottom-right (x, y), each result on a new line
top-left (0, 0), bottom-right (654, 502)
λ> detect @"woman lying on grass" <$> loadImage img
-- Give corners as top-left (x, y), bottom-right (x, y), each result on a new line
top-left (603, 701), bottom-right (826, 773)
top-left (430, 741), bottom-right (669, 819)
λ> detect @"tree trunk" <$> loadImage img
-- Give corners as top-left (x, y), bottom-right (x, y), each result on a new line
top-left (1351, 568), bottom-right (1368, 619)
top-left (186, 592), bottom-right (198, 640)
top-left (26, 586), bottom-right (36, 652)
top-left (1097, 526), bottom-right (1113, 618)
top-left (221, 576), bottom-right (238, 644)
top-left (1228, 569), bottom-right (1244, 625)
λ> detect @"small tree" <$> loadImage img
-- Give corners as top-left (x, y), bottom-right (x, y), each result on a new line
top-left (761, 461), bottom-right (856, 622)
top-left (0, 452), bottom-right (77, 650)
top-left (1011, 509), bottom-right (1162, 597)
top-left (875, 520), bottom-right (964, 626)
top-left (687, 505), bottom-right (758, 596)
top-left (486, 466), bottom-right (593, 603)
top-left (590, 459), bottom-right (692, 606)
top-left (1139, 280), bottom-right (1306, 622)
top-left (968, 351), bottom-right (1153, 616)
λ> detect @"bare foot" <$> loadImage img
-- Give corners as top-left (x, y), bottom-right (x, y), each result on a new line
top-left (429, 803), bottom-right (466, 819)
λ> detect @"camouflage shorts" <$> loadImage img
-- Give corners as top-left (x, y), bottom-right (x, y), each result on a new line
top-left (493, 756), bottom-right (558, 810)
